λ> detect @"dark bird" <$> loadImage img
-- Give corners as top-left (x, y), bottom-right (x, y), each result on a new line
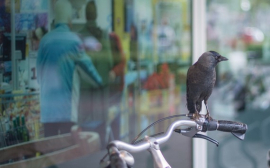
top-left (186, 51), bottom-right (228, 119)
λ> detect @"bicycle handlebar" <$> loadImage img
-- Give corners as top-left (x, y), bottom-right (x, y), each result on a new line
top-left (104, 118), bottom-right (248, 168)
top-left (107, 120), bottom-right (197, 153)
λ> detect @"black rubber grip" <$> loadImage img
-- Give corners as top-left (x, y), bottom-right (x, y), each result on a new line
top-left (109, 153), bottom-right (127, 168)
top-left (217, 120), bottom-right (247, 134)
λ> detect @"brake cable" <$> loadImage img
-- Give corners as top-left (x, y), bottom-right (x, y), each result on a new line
top-left (131, 114), bottom-right (189, 144)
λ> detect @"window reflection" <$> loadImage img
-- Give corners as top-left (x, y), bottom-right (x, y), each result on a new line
top-left (0, 0), bottom-right (191, 167)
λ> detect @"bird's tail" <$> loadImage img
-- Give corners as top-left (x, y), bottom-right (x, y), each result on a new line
top-left (187, 100), bottom-right (196, 113)
top-left (187, 100), bottom-right (202, 113)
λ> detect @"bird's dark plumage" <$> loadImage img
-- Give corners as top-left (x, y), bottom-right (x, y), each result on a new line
top-left (186, 51), bottom-right (228, 118)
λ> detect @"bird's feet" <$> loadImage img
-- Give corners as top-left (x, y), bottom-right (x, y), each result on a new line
top-left (205, 112), bottom-right (213, 121)
top-left (205, 103), bottom-right (213, 121)
top-left (190, 112), bottom-right (204, 120)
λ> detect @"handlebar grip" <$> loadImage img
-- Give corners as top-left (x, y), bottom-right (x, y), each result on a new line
top-left (217, 120), bottom-right (247, 134)
top-left (207, 120), bottom-right (248, 140)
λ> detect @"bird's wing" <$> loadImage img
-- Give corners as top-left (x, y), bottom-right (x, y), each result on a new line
top-left (186, 65), bottom-right (199, 113)
top-left (186, 64), bottom-right (198, 90)
top-left (186, 65), bottom-right (194, 100)
top-left (203, 68), bottom-right (216, 102)
top-left (213, 69), bottom-right (216, 86)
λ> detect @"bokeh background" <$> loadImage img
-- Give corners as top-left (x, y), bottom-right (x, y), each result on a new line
top-left (0, 0), bottom-right (269, 167)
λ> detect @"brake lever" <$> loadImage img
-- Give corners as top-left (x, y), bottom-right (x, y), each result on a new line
top-left (174, 129), bottom-right (219, 147)
top-left (193, 133), bottom-right (219, 147)
top-left (231, 132), bottom-right (245, 140)
top-left (174, 127), bottom-right (199, 138)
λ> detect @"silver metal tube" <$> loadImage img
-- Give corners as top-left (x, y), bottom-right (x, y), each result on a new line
top-left (156, 120), bottom-right (197, 144)
top-left (110, 120), bottom-right (197, 153)
top-left (109, 140), bottom-right (151, 153)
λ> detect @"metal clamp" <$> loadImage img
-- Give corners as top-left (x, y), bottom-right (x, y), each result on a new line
top-left (144, 136), bottom-right (171, 168)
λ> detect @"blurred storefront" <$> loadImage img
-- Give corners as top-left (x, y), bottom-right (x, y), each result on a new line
top-left (0, 0), bottom-right (193, 167)
top-left (206, 0), bottom-right (270, 168)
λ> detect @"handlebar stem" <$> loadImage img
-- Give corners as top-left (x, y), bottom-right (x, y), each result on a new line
top-left (146, 137), bottom-right (171, 168)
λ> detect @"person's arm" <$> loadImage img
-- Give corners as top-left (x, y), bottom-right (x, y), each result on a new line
top-left (70, 34), bottom-right (103, 87)
top-left (112, 58), bottom-right (125, 76)
top-left (109, 32), bottom-right (126, 76)
top-left (73, 52), bottom-right (103, 87)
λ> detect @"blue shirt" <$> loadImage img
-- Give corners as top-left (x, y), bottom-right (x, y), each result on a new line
top-left (37, 23), bottom-right (102, 123)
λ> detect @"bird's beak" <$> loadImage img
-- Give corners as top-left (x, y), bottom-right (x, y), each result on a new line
top-left (218, 55), bottom-right (228, 62)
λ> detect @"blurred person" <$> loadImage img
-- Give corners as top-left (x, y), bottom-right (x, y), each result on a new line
top-left (31, 27), bottom-right (47, 50)
top-left (36, 0), bottom-right (102, 137)
top-left (78, 0), bottom-right (125, 146)
top-left (109, 32), bottom-right (126, 102)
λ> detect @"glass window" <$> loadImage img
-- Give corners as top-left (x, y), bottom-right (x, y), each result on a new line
top-left (207, 0), bottom-right (270, 167)
top-left (0, 0), bottom-right (192, 167)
